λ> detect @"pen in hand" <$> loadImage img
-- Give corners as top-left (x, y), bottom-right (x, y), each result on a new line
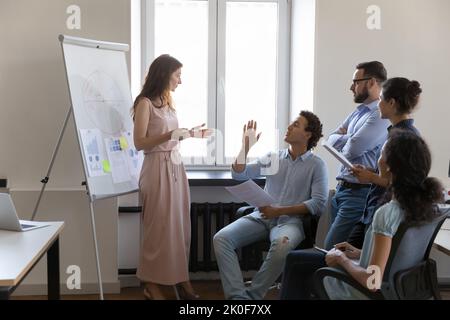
top-left (334, 244), bottom-right (354, 253)
top-left (332, 242), bottom-right (360, 260)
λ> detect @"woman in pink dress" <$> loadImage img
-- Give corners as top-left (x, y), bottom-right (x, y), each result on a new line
top-left (132, 54), bottom-right (208, 299)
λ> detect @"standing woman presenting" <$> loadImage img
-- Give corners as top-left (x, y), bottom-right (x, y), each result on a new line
top-left (132, 54), bottom-right (208, 300)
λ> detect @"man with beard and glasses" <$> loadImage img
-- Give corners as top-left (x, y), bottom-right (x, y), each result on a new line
top-left (323, 61), bottom-right (390, 250)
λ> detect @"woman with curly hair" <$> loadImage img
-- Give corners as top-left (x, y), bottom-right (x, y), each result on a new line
top-left (323, 130), bottom-right (444, 299)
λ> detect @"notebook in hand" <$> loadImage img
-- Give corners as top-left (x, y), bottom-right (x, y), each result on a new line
top-left (321, 140), bottom-right (354, 170)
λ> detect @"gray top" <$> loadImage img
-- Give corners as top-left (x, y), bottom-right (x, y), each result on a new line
top-left (231, 149), bottom-right (329, 225)
top-left (324, 200), bottom-right (404, 299)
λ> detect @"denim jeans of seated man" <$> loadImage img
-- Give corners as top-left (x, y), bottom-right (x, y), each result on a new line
top-left (213, 211), bottom-right (305, 300)
top-left (324, 184), bottom-right (370, 250)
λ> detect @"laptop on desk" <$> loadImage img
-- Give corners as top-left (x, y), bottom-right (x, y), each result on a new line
top-left (0, 193), bottom-right (49, 232)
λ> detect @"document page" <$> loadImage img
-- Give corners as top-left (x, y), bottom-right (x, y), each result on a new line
top-left (225, 180), bottom-right (276, 207)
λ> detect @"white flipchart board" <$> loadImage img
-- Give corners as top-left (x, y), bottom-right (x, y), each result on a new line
top-left (59, 35), bottom-right (143, 201)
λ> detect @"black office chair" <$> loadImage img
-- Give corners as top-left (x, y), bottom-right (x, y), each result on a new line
top-left (235, 190), bottom-right (334, 268)
top-left (236, 194), bottom-right (332, 281)
top-left (313, 209), bottom-right (448, 300)
top-left (234, 205), bottom-right (320, 290)
top-left (231, 190), bottom-right (334, 291)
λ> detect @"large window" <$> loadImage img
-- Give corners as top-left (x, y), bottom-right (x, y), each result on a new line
top-left (140, 0), bottom-right (290, 168)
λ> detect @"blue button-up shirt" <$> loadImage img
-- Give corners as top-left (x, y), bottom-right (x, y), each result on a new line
top-left (327, 100), bottom-right (390, 183)
top-left (231, 149), bottom-right (328, 225)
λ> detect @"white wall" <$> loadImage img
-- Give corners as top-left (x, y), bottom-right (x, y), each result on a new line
top-left (0, 0), bottom-right (131, 190)
top-left (308, 0), bottom-right (450, 281)
top-left (0, 0), bottom-right (130, 294)
top-left (312, 0), bottom-right (450, 190)
top-left (290, 0), bottom-right (316, 117)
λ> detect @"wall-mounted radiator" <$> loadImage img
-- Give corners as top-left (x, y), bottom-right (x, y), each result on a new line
top-left (190, 202), bottom-right (264, 272)
top-left (118, 203), bottom-right (265, 274)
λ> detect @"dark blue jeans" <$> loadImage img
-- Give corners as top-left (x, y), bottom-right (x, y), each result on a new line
top-left (324, 184), bottom-right (370, 250)
top-left (279, 248), bottom-right (326, 300)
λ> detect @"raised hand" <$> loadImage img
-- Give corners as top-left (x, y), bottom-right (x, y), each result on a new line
top-left (242, 120), bottom-right (262, 154)
top-left (233, 120), bottom-right (262, 170)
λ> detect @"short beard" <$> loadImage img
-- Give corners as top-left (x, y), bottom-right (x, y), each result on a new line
top-left (354, 89), bottom-right (369, 103)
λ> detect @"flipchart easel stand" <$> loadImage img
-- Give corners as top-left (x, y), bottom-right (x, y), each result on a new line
top-left (31, 105), bottom-right (104, 300)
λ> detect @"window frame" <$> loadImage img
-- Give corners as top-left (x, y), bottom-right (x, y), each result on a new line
top-left (140, 0), bottom-right (291, 170)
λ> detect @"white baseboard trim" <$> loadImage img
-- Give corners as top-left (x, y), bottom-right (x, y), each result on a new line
top-left (11, 281), bottom-right (121, 296)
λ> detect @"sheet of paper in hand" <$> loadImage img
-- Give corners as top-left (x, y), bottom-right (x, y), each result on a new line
top-left (225, 179), bottom-right (275, 207)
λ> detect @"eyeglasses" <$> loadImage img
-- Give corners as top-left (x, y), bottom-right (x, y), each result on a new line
top-left (352, 77), bottom-right (373, 85)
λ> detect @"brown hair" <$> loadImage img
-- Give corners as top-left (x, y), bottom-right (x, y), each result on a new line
top-left (132, 54), bottom-right (182, 118)
top-left (356, 61), bottom-right (387, 83)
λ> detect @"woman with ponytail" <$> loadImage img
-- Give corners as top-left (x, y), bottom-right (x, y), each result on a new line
top-left (346, 77), bottom-right (424, 247)
top-left (352, 77), bottom-right (422, 186)
top-left (322, 130), bottom-right (444, 299)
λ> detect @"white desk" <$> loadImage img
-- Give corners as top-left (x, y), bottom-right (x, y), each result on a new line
top-left (0, 221), bottom-right (64, 299)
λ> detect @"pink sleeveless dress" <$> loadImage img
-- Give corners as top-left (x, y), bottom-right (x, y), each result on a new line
top-left (136, 98), bottom-right (191, 285)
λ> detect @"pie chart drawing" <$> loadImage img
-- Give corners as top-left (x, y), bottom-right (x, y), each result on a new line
top-left (82, 70), bottom-right (130, 135)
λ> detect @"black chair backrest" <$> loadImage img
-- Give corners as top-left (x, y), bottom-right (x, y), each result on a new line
top-left (297, 214), bottom-right (319, 249)
top-left (381, 211), bottom-right (447, 299)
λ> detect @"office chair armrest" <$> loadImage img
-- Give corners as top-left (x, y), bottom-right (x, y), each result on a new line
top-left (314, 267), bottom-right (383, 300)
top-left (235, 206), bottom-right (256, 219)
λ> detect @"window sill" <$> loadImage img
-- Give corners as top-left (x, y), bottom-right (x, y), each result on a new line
top-left (118, 171), bottom-right (266, 213)
top-left (186, 170), bottom-right (265, 187)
